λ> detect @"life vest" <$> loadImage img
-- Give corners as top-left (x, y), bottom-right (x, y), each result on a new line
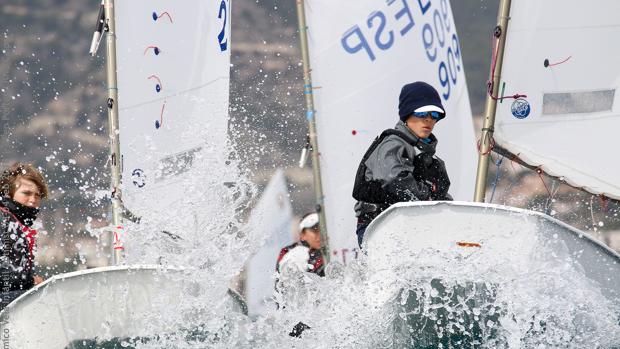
top-left (276, 241), bottom-right (325, 277)
top-left (0, 205), bottom-right (37, 264)
top-left (352, 129), bottom-right (420, 205)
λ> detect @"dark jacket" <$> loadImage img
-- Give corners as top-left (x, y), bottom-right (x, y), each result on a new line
top-left (354, 121), bottom-right (452, 224)
top-left (0, 197), bottom-right (38, 293)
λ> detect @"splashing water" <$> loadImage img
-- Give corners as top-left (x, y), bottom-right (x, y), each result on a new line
top-left (111, 140), bottom-right (260, 348)
top-left (12, 189), bottom-right (620, 349)
top-left (54, 159), bottom-right (620, 349)
top-left (86, 196), bottom-right (620, 349)
top-left (239, 248), bottom-right (619, 348)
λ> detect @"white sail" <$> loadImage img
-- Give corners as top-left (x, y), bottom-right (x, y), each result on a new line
top-left (305, 0), bottom-right (477, 258)
top-left (244, 170), bottom-right (294, 317)
top-left (115, 1), bottom-right (232, 219)
top-left (495, 1), bottom-right (620, 199)
top-left (1, 3), bottom-right (240, 346)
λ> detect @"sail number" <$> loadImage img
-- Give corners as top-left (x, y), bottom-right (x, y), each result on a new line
top-left (421, 0), bottom-right (461, 100)
top-left (218, 0), bottom-right (229, 52)
top-left (340, 0), bottom-right (462, 101)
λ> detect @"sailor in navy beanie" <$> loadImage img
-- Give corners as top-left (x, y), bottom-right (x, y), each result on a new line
top-left (398, 81), bottom-right (445, 122)
top-left (352, 81), bottom-right (452, 248)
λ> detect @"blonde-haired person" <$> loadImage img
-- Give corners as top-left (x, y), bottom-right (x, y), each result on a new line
top-left (0, 162), bottom-right (48, 309)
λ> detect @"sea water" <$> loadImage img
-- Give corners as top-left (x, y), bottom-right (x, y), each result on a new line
top-left (101, 202), bottom-right (620, 349)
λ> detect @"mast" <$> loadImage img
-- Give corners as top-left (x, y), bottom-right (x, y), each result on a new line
top-left (295, 0), bottom-right (330, 263)
top-left (473, 0), bottom-right (512, 202)
top-left (103, 0), bottom-right (124, 264)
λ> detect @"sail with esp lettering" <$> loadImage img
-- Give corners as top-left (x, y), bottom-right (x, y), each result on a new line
top-left (305, 0), bottom-right (477, 258)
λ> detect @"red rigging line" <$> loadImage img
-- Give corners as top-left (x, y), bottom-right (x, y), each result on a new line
top-left (155, 100), bottom-right (166, 129)
top-left (147, 75), bottom-right (162, 92)
top-left (544, 56), bottom-right (572, 67)
top-left (143, 46), bottom-right (161, 56)
top-left (487, 34), bottom-right (526, 101)
top-left (536, 168), bottom-right (552, 196)
top-left (477, 135), bottom-right (495, 156)
top-left (152, 11), bottom-right (173, 23)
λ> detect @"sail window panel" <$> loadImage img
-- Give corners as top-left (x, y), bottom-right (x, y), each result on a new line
top-left (542, 90), bottom-right (615, 115)
top-left (155, 147), bottom-right (202, 182)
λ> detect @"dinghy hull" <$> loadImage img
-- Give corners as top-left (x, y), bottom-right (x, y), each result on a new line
top-left (0, 266), bottom-right (247, 349)
top-left (363, 202), bottom-right (620, 347)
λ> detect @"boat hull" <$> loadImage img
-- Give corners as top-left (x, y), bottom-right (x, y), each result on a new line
top-left (0, 265), bottom-right (247, 349)
top-left (363, 202), bottom-right (620, 347)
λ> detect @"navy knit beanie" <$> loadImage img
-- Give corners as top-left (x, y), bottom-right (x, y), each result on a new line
top-left (398, 82), bottom-right (445, 122)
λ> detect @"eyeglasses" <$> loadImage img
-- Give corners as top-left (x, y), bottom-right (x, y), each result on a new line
top-left (413, 111), bottom-right (444, 121)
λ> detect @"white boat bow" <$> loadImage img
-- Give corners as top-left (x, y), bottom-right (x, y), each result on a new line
top-left (0, 265), bottom-right (247, 349)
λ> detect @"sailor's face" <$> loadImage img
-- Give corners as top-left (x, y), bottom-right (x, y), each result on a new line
top-left (406, 115), bottom-right (437, 139)
top-left (300, 227), bottom-right (321, 250)
top-left (13, 178), bottom-right (42, 208)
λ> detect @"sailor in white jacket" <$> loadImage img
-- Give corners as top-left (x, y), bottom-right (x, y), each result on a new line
top-left (275, 213), bottom-right (325, 277)
top-left (274, 213), bottom-right (325, 337)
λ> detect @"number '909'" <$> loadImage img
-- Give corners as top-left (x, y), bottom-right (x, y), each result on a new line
top-left (421, 0), bottom-right (462, 100)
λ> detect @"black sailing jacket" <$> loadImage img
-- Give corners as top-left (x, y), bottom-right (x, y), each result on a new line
top-left (353, 120), bottom-right (452, 223)
top-left (0, 197), bottom-right (38, 293)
